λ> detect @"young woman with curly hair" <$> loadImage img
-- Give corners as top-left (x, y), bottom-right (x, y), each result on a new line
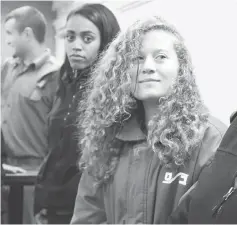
top-left (71, 16), bottom-right (227, 224)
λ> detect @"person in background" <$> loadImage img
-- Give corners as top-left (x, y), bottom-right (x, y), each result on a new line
top-left (70, 16), bottom-right (227, 224)
top-left (1, 132), bottom-right (8, 224)
top-left (169, 110), bottom-right (237, 224)
top-left (1, 6), bottom-right (59, 224)
top-left (34, 4), bottom-right (120, 224)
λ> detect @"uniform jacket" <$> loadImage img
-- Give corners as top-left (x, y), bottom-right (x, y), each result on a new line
top-left (34, 68), bottom-right (88, 215)
top-left (71, 115), bottom-right (227, 224)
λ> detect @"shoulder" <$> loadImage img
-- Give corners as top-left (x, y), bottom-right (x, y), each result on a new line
top-left (37, 69), bottom-right (60, 90)
top-left (205, 115), bottom-right (227, 139)
top-left (39, 55), bottom-right (61, 78)
top-left (230, 111), bottom-right (237, 123)
top-left (1, 57), bottom-right (18, 70)
top-left (217, 114), bottom-right (237, 155)
top-left (197, 115), bottom-right (228, 168)
top-left (46, 55), bottom-right (61, 68)
top-left (37, 55), bottom-right (61, 88)
top-left (1, 57), bottom-right (19, 83)
top-left (3, 57), bottom-right (17, 65)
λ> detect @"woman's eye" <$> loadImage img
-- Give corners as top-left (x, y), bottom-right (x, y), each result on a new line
top-left (132, 56), bottom-right (144, 63)
top-left (137, 56), bottom-right (144, 60)
top-left (83, 36), bottom-right (93, 43)
top-left (66, 34), bottom-right (76, 42)
top-left (155, 54), bottom-right (167, 60)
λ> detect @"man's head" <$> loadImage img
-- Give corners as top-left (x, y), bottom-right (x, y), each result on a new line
top-left (4, 6), bottom-right (47, 58)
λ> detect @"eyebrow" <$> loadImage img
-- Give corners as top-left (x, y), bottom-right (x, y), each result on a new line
top-left (139, 49), bottom-right (169, 55)
top-left (153, 49), bottom-right (169, 54)
top-left (66, 30), bottom-right (75, 35)
top-left (66, 29), bottom-right (96, 36)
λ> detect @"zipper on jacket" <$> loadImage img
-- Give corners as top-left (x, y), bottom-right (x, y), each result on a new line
top-left (212, 176), bottom-right (237, 218)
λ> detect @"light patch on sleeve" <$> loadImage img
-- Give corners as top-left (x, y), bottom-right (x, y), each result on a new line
top-left (29, 88), bottom-right (42, 101)
top-left (36, 79), bottom-right (47, 89)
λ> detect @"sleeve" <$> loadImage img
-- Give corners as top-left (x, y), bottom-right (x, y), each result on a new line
top-left (1, 58), bottom-right (10, 82)
top-left (1, 59), bottom-right (10, 109)
top-left (168, 119), bottom-right (227, 224)
top-left (70, 171), bottom-right (107, 224)
top-left (1, 131), bottom-right (7, 164)
top-left (193, 121), bottom-right (227, 181)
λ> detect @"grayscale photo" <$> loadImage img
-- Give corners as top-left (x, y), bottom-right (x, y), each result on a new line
top-left (1, 0), bottom-right (237, 224)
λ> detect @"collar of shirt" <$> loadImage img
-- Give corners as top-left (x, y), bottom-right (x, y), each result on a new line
top-left (61, 67), bottom-right (91, 85)
top-left (116, 116), bottom-right (146, 142)
top-left (61, 70), bottom-right (72, 84)
top-left (32, 49), bottom-right (51, 70)
top-left (13, 49), bottom-right (51, 72)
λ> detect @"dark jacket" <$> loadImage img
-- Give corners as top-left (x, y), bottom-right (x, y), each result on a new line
top-left (169, 112), bottom-right (237, 224)
top-left (34, 67), bottom-right (89, 215)
top-left (71, 115), bottom-right (227, 224)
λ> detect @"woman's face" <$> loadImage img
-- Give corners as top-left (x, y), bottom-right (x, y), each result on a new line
top-left (65, 14), bottom-right (101, 70)
top-left (129, 30), bottom-right (179, 101)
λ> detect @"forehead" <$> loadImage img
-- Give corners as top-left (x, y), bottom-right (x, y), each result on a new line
top-left (5, 18), bottom-right (17, 31)
top-left (140, 30), bottom-right (177, 53)
top-left (66, 14), bottom-right (99, 34)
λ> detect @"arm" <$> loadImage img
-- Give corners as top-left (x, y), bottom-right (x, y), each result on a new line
top-left (70, 171), bottom-right (107, 224)
top-left (1, 59), bottom-right (10, 110)
top-left (193, 119), bottom-right (227, 181)
top-left (169, 118), bottom-right (227, 224)
top-left (1, 58), bottom-right (11, 83)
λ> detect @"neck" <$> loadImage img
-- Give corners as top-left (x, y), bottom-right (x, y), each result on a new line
top-left (22, 43), bottom-right (45, 65)
top-left (143, 99), bottom-right (159, 128)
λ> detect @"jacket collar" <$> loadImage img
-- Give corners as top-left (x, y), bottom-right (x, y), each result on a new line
top-left (32, 49), bottom-right (51, 70)
top-left (13, 49), bottom-right (51, 71)
top-left (62, 67), bottom-right (91, 84)
top-left (116, 117), bottom-right (146, 141)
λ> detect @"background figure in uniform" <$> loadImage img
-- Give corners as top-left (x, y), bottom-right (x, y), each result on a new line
top-left (34, 4), bottom-right (120, 224)
top-left (71, 16), bottom-right (227, 224)
top-left (1, 6), bottom-right (59, 224)
top-left (169, 110), bottom-right (237, 224)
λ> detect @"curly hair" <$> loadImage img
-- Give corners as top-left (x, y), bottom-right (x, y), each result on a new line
top-left (78, 16), bottom-right (209, 186)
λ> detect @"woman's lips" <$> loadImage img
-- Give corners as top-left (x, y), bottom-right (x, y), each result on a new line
top-left (70, 55), bottom-right (86, 60)
top-left (139, 79), bottom-right (161, 83)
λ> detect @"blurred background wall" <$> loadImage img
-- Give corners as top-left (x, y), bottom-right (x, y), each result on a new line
top-left (1, 0), bottom-right (237, 124)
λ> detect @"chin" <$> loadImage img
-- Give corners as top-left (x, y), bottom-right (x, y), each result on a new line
top-left (14, 48), bottom-right (26, 58)
top-left (70, 63), bottom-right (87, 70)
top-left (12, 49), bottom-right (20, 57)
top-left (136, 91), bottom-right (167, 101)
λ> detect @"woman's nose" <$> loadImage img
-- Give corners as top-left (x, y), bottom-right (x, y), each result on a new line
top-left (142, 56), bottom-right (156, 74)
top-left (72, 38), bottom-right (83, 51)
